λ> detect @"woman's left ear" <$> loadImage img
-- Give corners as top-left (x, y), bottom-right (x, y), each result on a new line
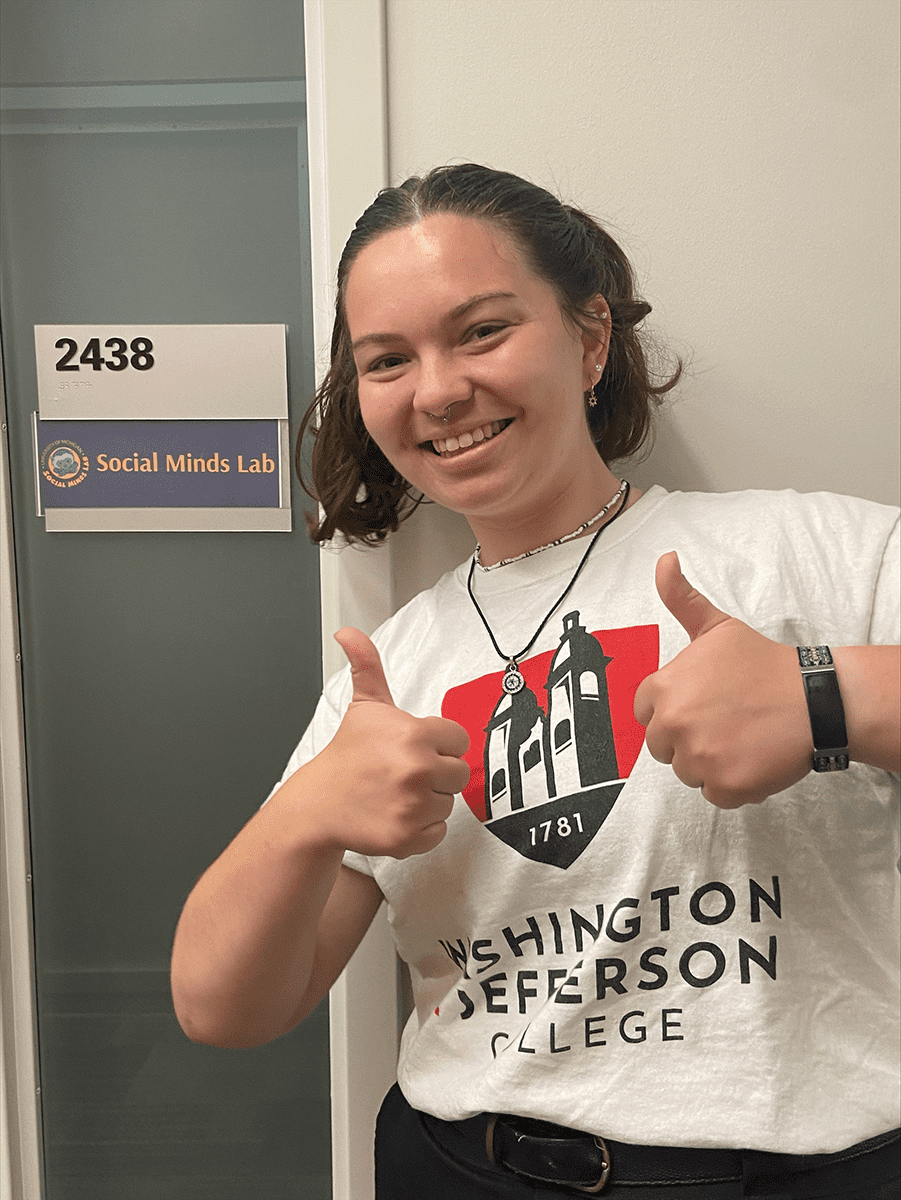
top-left (581, 297), bottom-right (611, 389)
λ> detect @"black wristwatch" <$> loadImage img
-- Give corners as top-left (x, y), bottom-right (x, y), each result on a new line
top-left (796, 646), bottom-right (850, 772)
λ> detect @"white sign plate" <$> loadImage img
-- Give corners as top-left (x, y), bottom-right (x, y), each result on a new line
top-left (35, 324), bottom-right (288, 420)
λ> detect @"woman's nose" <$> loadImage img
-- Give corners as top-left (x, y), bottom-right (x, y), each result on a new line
top-left (412, 355), bottom-right (473, 419)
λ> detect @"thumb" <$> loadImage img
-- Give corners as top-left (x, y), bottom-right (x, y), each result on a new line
top-left (655, 551), bottom-right (730, 642)
top-left (334, 627), bottom-right (396, 706)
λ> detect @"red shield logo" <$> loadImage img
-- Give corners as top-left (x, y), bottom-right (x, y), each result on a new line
top-left (442, 615), bottom-right (658, 868)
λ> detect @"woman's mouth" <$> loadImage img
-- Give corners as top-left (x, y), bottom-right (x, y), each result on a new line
top-left (427, 419), bottom-right (514, 457)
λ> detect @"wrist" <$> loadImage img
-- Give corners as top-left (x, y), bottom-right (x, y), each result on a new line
top-left (267, 761), bottom-right (351, 860)
top-left (830, 645), bottom-right (901, 773)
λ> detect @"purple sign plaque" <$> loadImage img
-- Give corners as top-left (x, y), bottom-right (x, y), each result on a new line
top-left (36, 419), bottom-right (282, 509)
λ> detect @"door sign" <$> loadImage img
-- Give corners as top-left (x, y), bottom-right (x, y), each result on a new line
top-left (35, 324), bottom-right (288, 421)
top-left (32, 325), bottom-right (292, 531)
top-left (36, 419), bottom-right (281, 508)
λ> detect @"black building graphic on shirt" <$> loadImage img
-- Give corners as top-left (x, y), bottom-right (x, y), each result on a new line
top-left (483, 611), bottom-right (620, 821)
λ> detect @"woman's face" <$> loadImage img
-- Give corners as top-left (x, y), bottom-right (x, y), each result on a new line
top-left (344, 214), bottom-right (610, 547)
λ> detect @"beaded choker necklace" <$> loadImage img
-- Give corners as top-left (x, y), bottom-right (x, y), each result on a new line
top-left (466, 482), bottom-right (631, 694)
top-left (474, 480), bottom-right (629, 571)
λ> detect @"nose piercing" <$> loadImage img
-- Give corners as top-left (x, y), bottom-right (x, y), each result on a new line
top-left (441, 399), bottom-right (462, 424)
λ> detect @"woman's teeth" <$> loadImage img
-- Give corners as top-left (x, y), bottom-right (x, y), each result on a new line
top-left (432, 419), bottom-right (510, 456)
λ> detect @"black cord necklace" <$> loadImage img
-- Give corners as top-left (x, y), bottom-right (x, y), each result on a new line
top-left (466, 482), bottom-right (631, 694)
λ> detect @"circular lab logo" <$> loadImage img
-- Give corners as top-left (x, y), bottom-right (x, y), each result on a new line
top-left (41, 439), bottom-right (89, 488)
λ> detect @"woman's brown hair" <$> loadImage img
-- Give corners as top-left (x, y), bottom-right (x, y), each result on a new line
top-left (298, 164), bottom-right (680, 545)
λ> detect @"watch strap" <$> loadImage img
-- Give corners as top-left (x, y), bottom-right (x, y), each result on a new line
top-left (797, 646), bottom-right (850, 772)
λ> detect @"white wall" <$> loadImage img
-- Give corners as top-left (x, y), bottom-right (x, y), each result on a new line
top-left (384, 0), bottom-right (900, 603)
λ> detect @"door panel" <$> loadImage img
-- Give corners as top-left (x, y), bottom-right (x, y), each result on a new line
top-left (1, 5), bottom-right (328, 1197)
top-left (0, 0), bottom-right (304, 86)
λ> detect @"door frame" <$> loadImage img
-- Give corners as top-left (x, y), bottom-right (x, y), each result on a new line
top-left (303, 3), bottom-right (399, 1199)
top-left (1, 334), bottom-right (42, 1200)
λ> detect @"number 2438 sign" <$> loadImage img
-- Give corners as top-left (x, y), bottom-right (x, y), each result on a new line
top-left (35, 325), bottom-right (287, 421)
top-left (54, 335), bottom-right (155, 373)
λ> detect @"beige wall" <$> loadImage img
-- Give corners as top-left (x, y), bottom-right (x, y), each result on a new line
top-left (384, 0), bottom-right (900, 602)
top-left (303, 6), bottom-right (898, 1194)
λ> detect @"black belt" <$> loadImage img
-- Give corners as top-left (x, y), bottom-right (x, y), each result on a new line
top-left (420, 1109), bottom-right (900, 1195)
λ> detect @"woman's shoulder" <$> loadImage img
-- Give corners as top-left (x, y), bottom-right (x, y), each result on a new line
top-left (650, 484), bottom-right (899, 542)
top-left (374, 557), bottom-right (470, 639)
top-left (641, 485), bottom-right (899, 643)
top-left (655, 483), bottom-right (896, 514)
top-left (315, 563), bottom-right (470, 728)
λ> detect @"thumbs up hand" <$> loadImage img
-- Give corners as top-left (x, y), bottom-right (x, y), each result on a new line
top-left (634, 552), bottom-right (812, 808)
top-left (310, 628), bottom-right (470, 858)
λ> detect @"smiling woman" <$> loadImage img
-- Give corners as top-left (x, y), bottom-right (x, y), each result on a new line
top-left (298, 164), bottom-right (679, 549)
top-left (173, 164), bottom-right (900, 1200)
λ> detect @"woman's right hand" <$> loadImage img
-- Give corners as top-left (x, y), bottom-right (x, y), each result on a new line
top-left (303, 627), bottom-right (471, 859)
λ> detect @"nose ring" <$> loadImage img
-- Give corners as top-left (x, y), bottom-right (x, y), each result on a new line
top-left (441, 399), bottom-right (461, 424)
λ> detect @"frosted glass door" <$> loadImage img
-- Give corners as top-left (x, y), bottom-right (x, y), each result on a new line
top-left (1, 3), bottom-right (329, 1196)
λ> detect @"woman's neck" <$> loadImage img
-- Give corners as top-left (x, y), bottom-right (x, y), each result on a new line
top-left (471, 472), bottom-right (641, 568)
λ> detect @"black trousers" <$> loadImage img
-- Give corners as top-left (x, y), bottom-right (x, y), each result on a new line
top-left (374, 1084), bottom-right (900, 1199)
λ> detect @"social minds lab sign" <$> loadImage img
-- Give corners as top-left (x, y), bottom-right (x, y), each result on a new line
top-left (37, 419), bottom-right (280, 509)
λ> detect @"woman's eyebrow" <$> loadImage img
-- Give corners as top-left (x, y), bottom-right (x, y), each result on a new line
top-left (350, 291), bottom-right (516, 353)
top-left (447, 290), bottom-right (516, 320)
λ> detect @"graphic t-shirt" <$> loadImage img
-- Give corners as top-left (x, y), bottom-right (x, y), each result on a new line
top-left (276, 486), bottom-right (901, 1154)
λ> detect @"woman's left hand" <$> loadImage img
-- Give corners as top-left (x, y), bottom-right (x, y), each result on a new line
top-left (634, 552), bottom-right (813, 808)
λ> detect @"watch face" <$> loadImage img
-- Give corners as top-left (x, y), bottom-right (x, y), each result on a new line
top-left (798, 646), bottom-right (849, 770)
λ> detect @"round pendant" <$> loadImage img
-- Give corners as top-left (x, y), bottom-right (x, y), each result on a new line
top-left (502, 664), bottom-right (525, 694)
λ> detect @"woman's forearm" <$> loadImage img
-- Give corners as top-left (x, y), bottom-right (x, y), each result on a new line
top-left (170, 772), bottom-right (349, 1049)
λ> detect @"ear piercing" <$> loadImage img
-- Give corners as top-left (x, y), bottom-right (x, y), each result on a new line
top-left (587, 366), bottom-right (603, 408)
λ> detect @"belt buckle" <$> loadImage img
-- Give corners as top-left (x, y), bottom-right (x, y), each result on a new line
top-left (485, 1114), bottom-right (612, 1194)
top-left (575, 1137), bottom-right (611, 1195)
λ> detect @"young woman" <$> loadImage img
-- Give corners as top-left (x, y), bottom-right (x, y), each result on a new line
top-left (172, 165), bottom-right (900, 1198)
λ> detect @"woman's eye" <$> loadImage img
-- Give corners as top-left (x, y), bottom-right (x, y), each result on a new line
top-left (469, 323), bottom-right (506, 342)
top-left (368, 353), bottom-right (405, 372)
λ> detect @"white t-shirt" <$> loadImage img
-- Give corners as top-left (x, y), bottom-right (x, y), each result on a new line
top-left (276, 486), bottom-right (900, 1154)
